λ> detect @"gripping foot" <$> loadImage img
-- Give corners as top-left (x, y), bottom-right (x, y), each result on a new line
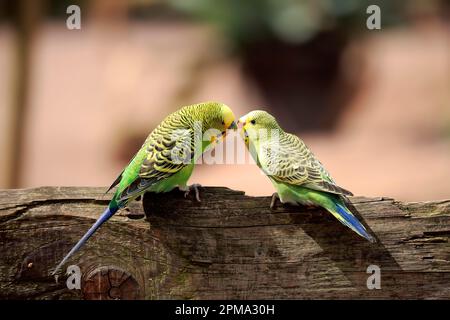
top-left (179, 184), bottom-right (202, 202)
top-left (270, 192), bottom-right (280, 209)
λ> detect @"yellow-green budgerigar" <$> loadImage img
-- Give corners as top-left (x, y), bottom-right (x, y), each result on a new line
top-left (53, 102), bottom-right (237, 274)
top-left (238, 110), bottom-right (375, 242)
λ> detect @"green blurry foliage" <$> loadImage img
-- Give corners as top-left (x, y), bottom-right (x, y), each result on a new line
top-left (166, 0), bottom-right (418, 49)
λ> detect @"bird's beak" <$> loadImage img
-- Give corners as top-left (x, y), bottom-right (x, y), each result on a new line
top-left (237, 118), bottom-right (249, 142)
top-left (228, 121), bottom-right (237, 130)
top-left (215, 121), bottom-right (237, 141)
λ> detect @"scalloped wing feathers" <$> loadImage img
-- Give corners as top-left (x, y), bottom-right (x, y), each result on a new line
top-left (259, 132), bottom-right (353, 197)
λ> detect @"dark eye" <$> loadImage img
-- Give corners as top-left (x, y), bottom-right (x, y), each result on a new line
top-left (221, 120), bottom-right (225, 125)
top-left (250, 119), bottom-right (256, 125)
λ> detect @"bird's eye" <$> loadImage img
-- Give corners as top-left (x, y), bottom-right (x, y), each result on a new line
top-left (221, 120), bottom-right (225, 125)
top-left (250, 120), bottom-right (256, 125)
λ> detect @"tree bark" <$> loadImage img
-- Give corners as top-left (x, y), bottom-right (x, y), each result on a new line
top-left (0, 186), bottom-right (449, 299)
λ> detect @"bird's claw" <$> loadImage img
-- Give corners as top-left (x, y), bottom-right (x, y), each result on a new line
top-left (270, 192), bottom-right (279, 209)
top-left (183, 184), bottom-right (202, 202)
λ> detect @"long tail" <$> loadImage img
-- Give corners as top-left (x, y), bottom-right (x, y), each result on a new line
top-left (327, 199), bottom-right (375, 242)
top-left (52, 205), bottom-right (119, 275)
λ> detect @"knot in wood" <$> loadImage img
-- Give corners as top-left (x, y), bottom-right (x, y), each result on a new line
top-left (82, 266), bottom-right (141, 300)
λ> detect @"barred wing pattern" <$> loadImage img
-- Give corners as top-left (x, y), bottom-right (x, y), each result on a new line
top-left (118, 113), bottom-right (197, 202)
top-left (260, 133), bottom-right (353, 196)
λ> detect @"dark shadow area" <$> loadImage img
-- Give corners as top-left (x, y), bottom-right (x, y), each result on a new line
top-left (142, 188), bottom-right (450, 298)
top-left (242, 30), bottom-right (357, 133)
top-left (284, 202), bottom-right (446, 298)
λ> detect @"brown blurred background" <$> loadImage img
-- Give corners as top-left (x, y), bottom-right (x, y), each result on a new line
top-left (0, 0), bottom-right (449, 201)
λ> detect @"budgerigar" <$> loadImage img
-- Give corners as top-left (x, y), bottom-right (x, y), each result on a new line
top-left (238, 110), bottom-right (375, 242)
top-left (53, 102), bottom-right (237, 274)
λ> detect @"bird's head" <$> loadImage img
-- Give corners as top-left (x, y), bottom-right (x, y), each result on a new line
top-left (237, 110), bottom-right (280, 145)
top-left (198, 102), bottom-right (237, 145)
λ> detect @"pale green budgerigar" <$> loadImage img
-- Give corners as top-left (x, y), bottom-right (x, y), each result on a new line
top-left (238, 110), bottom-right (375, 242)
top-left (53, 102), bottom-right (237, 274)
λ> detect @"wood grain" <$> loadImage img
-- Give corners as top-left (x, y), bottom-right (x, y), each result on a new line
top-left (0, 186), bottom-right (449, 299)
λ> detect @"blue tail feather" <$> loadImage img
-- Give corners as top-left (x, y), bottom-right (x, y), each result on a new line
top-left (52, 205), bottom-right (118, 275)
top-left (335, 202), bottom-right (375, 242)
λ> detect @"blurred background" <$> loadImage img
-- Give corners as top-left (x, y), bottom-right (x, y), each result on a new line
top-left (0, 0), bottom-right (449, 201)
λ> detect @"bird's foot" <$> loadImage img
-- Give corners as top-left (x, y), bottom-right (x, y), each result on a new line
top-left (179, 184), bottom-right (202, 202)
top-left (270, 192), bottom-right (279, 209)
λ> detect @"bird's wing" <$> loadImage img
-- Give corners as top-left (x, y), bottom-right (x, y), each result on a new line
top-left (117, 127), bottom-right (195, 202)
top-left (260, 133), bottom-right (353, 196)
top-left (105, 170), bottom-right (123, 194)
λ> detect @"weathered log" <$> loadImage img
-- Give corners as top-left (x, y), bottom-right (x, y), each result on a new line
top-left (0, 186), bottom-right (449, 299)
